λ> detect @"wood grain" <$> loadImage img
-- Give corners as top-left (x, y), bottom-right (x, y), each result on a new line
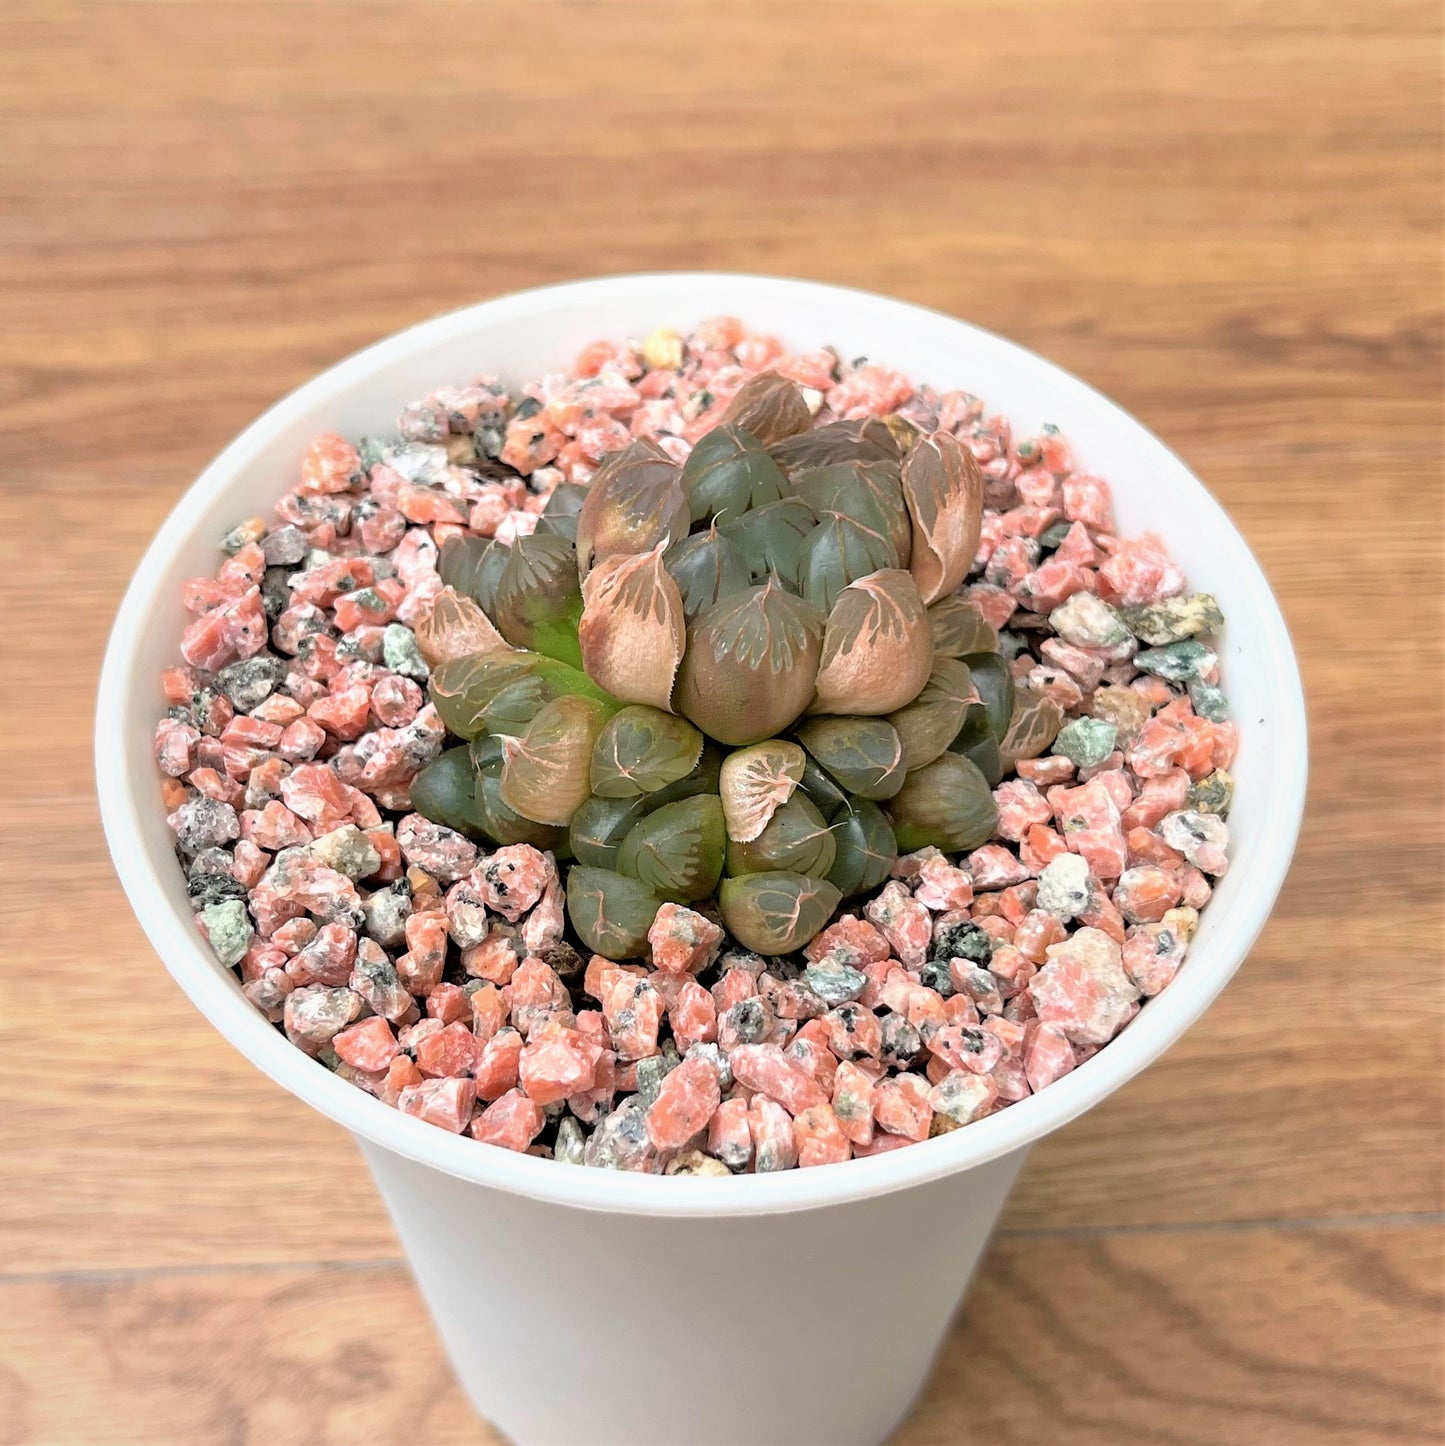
top-left (0, 0), bottom-right (1440, 1441)
top-left (1, 1226), bottom-right (1438, 1445)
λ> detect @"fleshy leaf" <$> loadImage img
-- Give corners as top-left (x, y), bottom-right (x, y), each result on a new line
top-left (566, 866), bottom-right (664, 960)
top-left (409, 747), bottom-right (487, 839)
top-left (797, 755), bottom-right (848, 818)
top-left (663, 524), bottom-right (752, 620)
top-left (887, 657), bottom-right (979, 771)
top-left (929, 596), bottom-right (999, 657)
top-left (998, 686), bottom-right (1066, 765)
top-left (881, 413), bottom-right (921, 453)
top-left (680, 424), bottom-right (786, 522)
top-left (590, 705), bottom-right (705, 798)
top-left (429, 651), bottom-right (611, 740)
top-left (718, 740), bottom-right (807, 843)
top-left (499, 695), bottom-right (615, 825)
top-left (718, 372), bottom-right (813, 446)
top-left (769, 416), bottom-right (897, 478)
top-left (825, 798), bottom-right (898, 897)
top-left (491, 534), bottom-right (585, 667)
top-left (719, 497), bottom-right (816, 588)
top-left (674, 579), bottom-right (824, 746)
top-left (575, 438), bottom-right (689, 577)
top-left (411, 585), bottom-right (514, 668)
top-left (644, 742), bottom-right (725, 811)
top-left (439, 535), bottom-right (508, 614)
top-left (475, 762), bottom-right (570, 850)
top-left (578, 543), bottom-right (686, 710)
top-left (949, 707), bottom-right (1004, 788)
top-left (809, 569), bottom-right (934, 717)
top-left (901, 431), bottom-right (985, 605)
top-left (962, 651), bottom-right (1016, 740)
top-left (532, 481), bottom-right (589, 542)
top-left (468, 733), bottom-right (505, 771)
top-left (616, 796), bottom-right (727, 903)
top-left (725, 793), bottom-right (836, 881)
top-left (794, 715), bottom-right (907, 800)
top-left (569, 794), bottom-right (652, 870)
top-left (798, 513), bottom-right (901, 614)
top-left (480, 675), bottom-right (555, 738)
top-left (791, 460), bottom-right (912, 567)
top-left (718, 871), bottom-right (842, 955)
top-left (888, 752), bottom-right (999, 853)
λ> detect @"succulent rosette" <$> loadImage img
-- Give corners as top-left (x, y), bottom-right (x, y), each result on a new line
top-left (411, 373), bottom-right (1036, 960)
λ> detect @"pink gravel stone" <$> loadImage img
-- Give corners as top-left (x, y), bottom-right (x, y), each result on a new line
top-left (914, 855), bottom-right (975, 912)
top-left (477, 844), bottom-right (551, 922)
top-left (966, 844), bottom-right (1031, 890)
top-left (646, 1055), bottom-right (723, 1150)
top-left (508, 956), bottom-right (573, 1039)
top-left (1023, 1021), bottom-right (1077, 1092)
top-left (600, 971), bottom-right (664, 1062)
top-left (1051, 777), bottom-right (1128, 881)
top-left (929, 1022), bottom-right (1005, 1076)
top-left (1122, 921), bottom-right (1190, 996)
top-left (793, 1104), bottom-right (852, 1167)
top-left (333, 1016), bottom-right (400, 1073)
top-left (668, 977), bottom-right (718, 1050)
top-left (873, 1073), bottom-right (932, 1141)
top-left (415, 1021), bottom-right (480, 1078)
top-left (1029, 927), bottom-right (1142, 1046)
top-left (929, 1070), bottom-right (999, 1126)
top-left (831, 1059), bottom-right (877, 1146)
top-left (993, 779), bottom-right (1053, 842)
top-left (864, 882), bottom-right (932, 967)
top-left (518, 1022), bottom-right (602, 1105)
top-left (707, 1096), bottom-right (753, 1170)
top-left (1113, 866), bottom-right (1184, 924)
top-left (729, 1043), bottom-right (827, 1116)
top-left (470, 982), bottom-right (508, 1042)
top-left (473, 1028), bottom-right (524, 1101)
top-left (470, 1089), bottom-right (545, 1152)
top-left (648, 902), bottom-right (725, 975)
top-left (398, 1076), bottom-right (476, 1134)
top-left (396, 812), bottom-right (478, 884)
top-left (520, 873), bottom-right (566, 954)
top-left (804, 915), bottom-right (892, 966)
top-left (748, 1095), bottom-right (799, 1172)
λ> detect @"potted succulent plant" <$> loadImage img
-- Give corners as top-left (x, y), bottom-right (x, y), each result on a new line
top-left (408, 372), bottom-right (1055, 965)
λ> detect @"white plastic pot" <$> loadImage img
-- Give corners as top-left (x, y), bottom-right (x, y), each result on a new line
top-left (96, 274), bottom-right (1307, 1446)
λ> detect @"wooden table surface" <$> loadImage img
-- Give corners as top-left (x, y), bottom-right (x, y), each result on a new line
top-left (1, 2), bottom-right (1440, 1442)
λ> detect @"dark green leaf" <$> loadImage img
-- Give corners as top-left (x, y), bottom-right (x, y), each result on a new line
top-left (409, 747), bottom-right (487, 839)
top-left (663, 525), bottom-right (752, 619)
top-left (794, 715), bottom-right (906, 800)
top-left (961, 651), bottom-right (1015, 740)
top-left (590, 705), bottom-right (705, 798)
top-left (826, 799), bottom-right (898, 897)
top-left (679, 424), bottom-right (785, 523)
top-left (616, 795), bottom-right (726, 902)
top-left (798, 513), bottom-right (900, 614)
top-left (726, 793), bottom-right (836, 880)
top-left (719, 497), bottom-right (816, 588)
top-left (566, 866), bottom-right (664, 960)
top-left (718, 871), bottom-right (842, 955)
top-left (569, 794), bottom-right (651, 869)
top-left (888, 753), bottom-right (998, 853)
top-left (491, 534), bottom-right (585, 667)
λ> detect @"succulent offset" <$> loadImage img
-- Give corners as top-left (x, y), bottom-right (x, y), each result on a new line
top-left (410, 372), bottom-right (1042, 960)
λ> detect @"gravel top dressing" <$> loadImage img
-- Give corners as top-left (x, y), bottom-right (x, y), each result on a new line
top-left (156, 316), bottom-right (1233, 1173)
